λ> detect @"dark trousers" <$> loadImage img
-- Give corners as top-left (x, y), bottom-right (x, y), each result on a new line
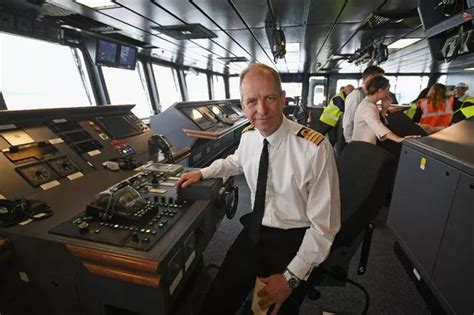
top-left (199, 224), bottom-right (310, 315)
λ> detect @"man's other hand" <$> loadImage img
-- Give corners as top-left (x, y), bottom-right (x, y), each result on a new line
top-left (258, 273), bottom-right (292, 315)
top-left (176, 171), bottom-right (203, 190)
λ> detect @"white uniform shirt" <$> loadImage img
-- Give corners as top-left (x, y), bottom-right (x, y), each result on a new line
top-left (342, 87), bottom-right (366, 142)
top-left (352, 97), bottom-right (391, 144)
top-left (201, 117), bottom-right (341, 280)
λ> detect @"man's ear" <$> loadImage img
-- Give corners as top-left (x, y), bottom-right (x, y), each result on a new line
top-left (280, 90), bottom-right (286, 104)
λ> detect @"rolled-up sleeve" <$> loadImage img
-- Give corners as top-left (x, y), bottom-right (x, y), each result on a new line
top-left (200, 147), bottom-right (243, 179)
top-left (287, 141), bottom-right (341, 280)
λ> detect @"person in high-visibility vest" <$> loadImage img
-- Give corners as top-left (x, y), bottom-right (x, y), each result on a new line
top-left (451, 95), bottom-right (474, 124)
top-left (405, 87), bottom-right (429, 121)
top-left (454, 82), bottom-right (471, 102)
top-left (318, 84), bottom-right (355, 133)
top-left (418, 83), bottom-right (455, 134)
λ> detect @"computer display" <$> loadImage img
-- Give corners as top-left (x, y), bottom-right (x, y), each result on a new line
top-left (118, 45), bottom-right (137, 70)
top-left (96, 39), bottom-right (118, 66)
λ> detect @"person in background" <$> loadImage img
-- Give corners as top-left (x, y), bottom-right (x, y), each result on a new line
top-left (317, 84), bottom-right (355, 142)
top-left (177, 63), bottom-right (341, 315)
top-left (454, 82), bottom-right (470, 102)
top-left (342, 65), bottom-right (385, 143)
top-left (417, 83), bottom-right (455, 134)
top-left (351, 76), bottom-right (420, 144)
top-left (405, 87), bottom-right (429, 122)
top-left (450, 82), bottom-right (474, 124)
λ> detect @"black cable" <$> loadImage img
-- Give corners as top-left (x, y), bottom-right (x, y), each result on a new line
top-left (346, 277), bottom-right (370, 315)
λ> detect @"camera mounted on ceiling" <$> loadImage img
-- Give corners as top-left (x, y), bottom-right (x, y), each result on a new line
top-left (271, 27), bottom-right (286, 62)
top-left (349, 39), bottom-right (388, 66)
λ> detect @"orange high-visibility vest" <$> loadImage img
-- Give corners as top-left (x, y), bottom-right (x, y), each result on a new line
top-left (418, 96), bottom-right (454, 127)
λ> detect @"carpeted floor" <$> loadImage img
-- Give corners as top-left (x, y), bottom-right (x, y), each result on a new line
top-left (201, 175), bottom-right (431, 315)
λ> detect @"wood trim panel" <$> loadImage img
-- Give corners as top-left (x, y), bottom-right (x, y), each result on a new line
top-left (83, 261), bottom-right (160, 288)
top-left (66, 244), bottom-right (159, 273)
top-left (0, 237), bottom-right (11, 253)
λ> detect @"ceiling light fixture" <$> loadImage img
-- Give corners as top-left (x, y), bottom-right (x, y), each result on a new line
top-left (464, 67), bottom-right (474, 71)
top-left (74, 0), bottom-right (120, 10)
top-left (387, 38), bottom-right (422, 49)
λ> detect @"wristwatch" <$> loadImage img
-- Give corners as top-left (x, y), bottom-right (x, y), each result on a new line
top-left (283, 269), bottom-right (300, 288)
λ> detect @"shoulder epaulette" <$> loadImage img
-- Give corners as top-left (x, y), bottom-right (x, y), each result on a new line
top-left (296, 127), bottom-right (324, 146)
top-left (242, 124), bottom-right (255, 133)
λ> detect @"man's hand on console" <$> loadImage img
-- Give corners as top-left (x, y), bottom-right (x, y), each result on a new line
top-left (176, 171), bottom-right (203, 190)
top-left (258, 273), bottom-right (293, 315)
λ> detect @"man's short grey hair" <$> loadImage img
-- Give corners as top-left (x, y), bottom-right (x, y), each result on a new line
top-left (239, 63), bottom-right (282, 98)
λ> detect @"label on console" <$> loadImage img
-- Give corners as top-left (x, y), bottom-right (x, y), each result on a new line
top-left (49, 138), bottom-right (64, 145)
top-left (18, 219), bottom-right (33, 226)
top-left (87, 149), bottom-right (101, 157)
top-left (185, 250), bottom-right (196, 271)
top-left (67, 172), bottom-right (84, 181)
top-left (169, 270), bottom-right (183, 295)
top-left (0, 194), bottom-right (6, 200)
top-left (52, 119), bottom-right (67, 123)
top-left (0, 124), bottom-right (17, 131)
top-left (40, 180), bottom-right (60, 191)
top-left (160, 180), bottom-right (177, 187)
top-left (149, 188), bottom-right (167, 194)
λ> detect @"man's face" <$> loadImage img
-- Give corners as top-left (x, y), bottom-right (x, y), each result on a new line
top-left (240, 70), bottom-right (285, 137)
top-left (455, 87), bottom-right (467, 97)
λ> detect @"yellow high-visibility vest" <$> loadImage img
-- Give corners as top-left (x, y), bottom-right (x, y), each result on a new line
top-left (320, 91), bottom-right (345, 127)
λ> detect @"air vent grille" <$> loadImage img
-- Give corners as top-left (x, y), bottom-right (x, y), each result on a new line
top-left (151, 24), bottom-right (217, 40)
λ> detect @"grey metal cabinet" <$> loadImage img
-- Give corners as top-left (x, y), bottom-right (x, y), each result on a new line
top-left (387, 119), bottom-right (474, 314)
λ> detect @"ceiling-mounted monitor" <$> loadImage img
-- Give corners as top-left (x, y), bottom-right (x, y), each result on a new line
top-left (95, 39), bottom-right (137, 70)
top-left (118, 45), bottom-right (137, 70)
top-left (96, 39), bottom-right (118, 67)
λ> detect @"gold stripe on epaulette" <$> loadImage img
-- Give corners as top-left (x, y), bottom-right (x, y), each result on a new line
top-left (242, 124), bottom-right (255, 133)
top-left (296, 127), bottom-right (324, 146)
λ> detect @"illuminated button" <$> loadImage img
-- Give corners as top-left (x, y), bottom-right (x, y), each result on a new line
top-left (143, 237), bottom-right (150, 243)
top-left (146, 229), bottom-right (151, 233)
top-left (94, 229), bottom-right (101, 234)
top-left (152, 231), bottom-right (157, 235)
top-left (88, 121), bottom-right (95, 126)
top-left (140, 228), bottom-right (146, 233)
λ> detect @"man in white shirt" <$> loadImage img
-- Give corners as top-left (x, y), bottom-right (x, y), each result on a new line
top-left (342, 65), bottom-right (385, 142)
top-left (177, 64), bottom-right (340, 315)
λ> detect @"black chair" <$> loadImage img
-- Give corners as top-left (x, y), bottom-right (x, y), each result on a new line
top-left (307, 141), bottom-right (396, 314)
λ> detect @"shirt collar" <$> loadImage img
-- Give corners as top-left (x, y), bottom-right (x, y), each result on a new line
top-left (260, 116), bottom-right (288, 149)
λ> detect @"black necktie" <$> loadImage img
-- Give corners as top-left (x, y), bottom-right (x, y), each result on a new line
top-left (247, 138), bottom-right (269, 244)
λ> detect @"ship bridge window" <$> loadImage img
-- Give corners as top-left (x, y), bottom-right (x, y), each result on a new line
top-left (437, 75), bottom-right (447, 85)
top-left (212, 75), bottom-right (226, 100)
top-left (335, 79), bottom-right (359, 93)
top-left (386, 75), bottom-right (430, 104)
top-left (281, 82), bottom-right (302, 99)
top-left (152, 64), bottom-right (182, 112)
top-left (229, 76), bottom-right (240, 99)
top-left (0, 33), bottom-right (95, 110)
top-left (185, 70), bottom-right (209, 101)
top-left (307, 76), bottom-right (327, 107)
top-left (101, 61), bottom-right (153, 119)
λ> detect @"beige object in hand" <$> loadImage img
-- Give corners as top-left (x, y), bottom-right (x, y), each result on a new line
top-left (251, 277), bottom-right (269, 315)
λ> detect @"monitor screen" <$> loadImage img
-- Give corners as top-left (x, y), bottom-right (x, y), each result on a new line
top-left (95, 116), bottom-right (141, 139)
top-left (118, 45), bottom-right (137, 70)
top-left (181, 107), bottom-right (213, 130)
top-left (96, 39), bottom-right (118, 65)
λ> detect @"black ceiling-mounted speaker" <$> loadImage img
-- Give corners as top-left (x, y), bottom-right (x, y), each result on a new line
top-left (272, 28), bottom-right (286, 62)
